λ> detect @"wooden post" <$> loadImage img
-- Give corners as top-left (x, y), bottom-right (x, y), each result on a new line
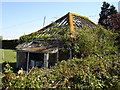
top-left (27, 52), bottom-right (29, 73)
top-left (69, 49), bottom-right (72, 59)
top-left (56, 51), bottom-right (59, 62)
top-left (16, 52), bottom-right (19, 68)
top-left (44, 53), bottom-right (49, 68)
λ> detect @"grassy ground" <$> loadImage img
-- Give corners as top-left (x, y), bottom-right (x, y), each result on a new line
top-left (0, 49), bottom-right (16, 63)
top-left (0, 49), bottom-right (16, 72)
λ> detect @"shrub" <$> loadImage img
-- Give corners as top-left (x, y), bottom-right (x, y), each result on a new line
top-left (70, 26), bottom-right (118, 57)
top-left (2, 55), bottom-right (120, 89)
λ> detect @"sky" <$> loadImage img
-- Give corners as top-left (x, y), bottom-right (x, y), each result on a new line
top-left (0, 0), bottom-right (119, 39)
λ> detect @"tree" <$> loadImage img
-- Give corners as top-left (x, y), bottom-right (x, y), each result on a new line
top-left (98, 1), bottom-right (117, 29)
top-left (105, 13), bottom-right (120, 50)
top-left (106, 13), bottom-right (120, 32)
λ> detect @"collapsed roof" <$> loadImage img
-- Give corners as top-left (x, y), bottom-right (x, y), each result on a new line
top-left (38, 12), bottom-right (96, 32)
top-left (16, 12), bottom-right (96, 53)
top-left (16, 38), bottom-right (59, 53)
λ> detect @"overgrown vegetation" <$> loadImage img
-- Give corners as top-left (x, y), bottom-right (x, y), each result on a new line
top-left (18, 24), bottom-right (70, 43)
top-left (2, 55), bottom-right (120, 89)
top-left (19, 25), bottom-right (118, 57)
top-left (2, 1), bottom-right (120, 89)
top-left (2, 25), bottom-right (120, 89)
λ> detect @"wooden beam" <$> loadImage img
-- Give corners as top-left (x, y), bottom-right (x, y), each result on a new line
top-left (56, 51), bottom-right (59, 62)
top-left (38, 13), bottom-right (69, 32)
top-left (26, 52), bottom-right (29, 73)
top-left (68, 13), bottom-right (74, 31)
top-left (71, 13), bottom-right (97, 25)
top-left (16, 52), bottom-right (19, 68)
top-left (69, 49), bottom-right (72, 59)
top-left (44, 53), bottom-right (49, 68)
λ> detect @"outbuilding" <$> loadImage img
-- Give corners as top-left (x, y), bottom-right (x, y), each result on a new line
top-left (16, 12), bottom-right (96, 71)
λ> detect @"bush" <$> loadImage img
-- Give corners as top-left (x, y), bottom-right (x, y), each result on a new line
top-left (2, 55), bottom-right (120, 89)
top-left (70, 26), bottom-right (118, 57)
top-left (2, 39), bottom-right (19, 49)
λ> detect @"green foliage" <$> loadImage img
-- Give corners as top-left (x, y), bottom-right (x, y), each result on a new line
top-left (19, 24), bottom-right (117, 56)
top-left (98, 1), bottom-right (117, 29)
top-left (105, 13), bottom-right (120, 51)
top-left (19, 24), bottom-right (70, 43)
top-left (62, 26), bottom-right (117, 58)
top-left (2, 55), bottom-right (120, 89)
top-left (2, 39), bottom-right (19, 49)
top-left (3, 23), bottom-right (119, 89)
top-left (19, 23), bottom-right (117, 57)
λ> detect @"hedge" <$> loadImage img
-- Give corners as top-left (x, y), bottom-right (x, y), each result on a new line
top-left (2, 40), bottom-right (19, 49)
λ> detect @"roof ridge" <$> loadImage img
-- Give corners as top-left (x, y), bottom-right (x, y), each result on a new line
top-left (37, 12), bottom-right (96, 32)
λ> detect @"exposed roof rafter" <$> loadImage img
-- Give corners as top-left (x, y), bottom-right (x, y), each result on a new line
top-left (37, 12), bottom-right (96, 32)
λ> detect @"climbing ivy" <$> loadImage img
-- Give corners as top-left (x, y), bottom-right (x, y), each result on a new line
top-left (2, 25), bottom-right (120, 89)
top-left (19, 25), bottom-right (117, 58)
top-left (2, 55), bottom-right (120, 89)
